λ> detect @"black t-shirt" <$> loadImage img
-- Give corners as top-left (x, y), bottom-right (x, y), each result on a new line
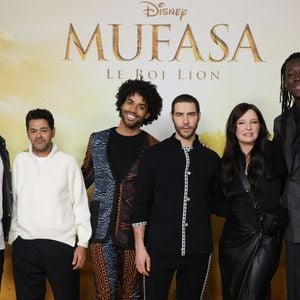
top-left (108, 129), bottom-right (145, 182)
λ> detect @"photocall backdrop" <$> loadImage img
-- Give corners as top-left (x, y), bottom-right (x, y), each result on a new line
top-left (1, 0), bottom-right (299, 299)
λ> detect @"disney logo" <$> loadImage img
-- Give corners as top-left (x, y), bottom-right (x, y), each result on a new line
top-left (140, 1), bottom-right (188, 21)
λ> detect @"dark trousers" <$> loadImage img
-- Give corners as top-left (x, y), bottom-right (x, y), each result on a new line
top-left (286, 240), bottom-right (300, 300)
top-left (145, 249), bottom-right (211, 300)
top-left (12, 237), bottom-right (79, 300)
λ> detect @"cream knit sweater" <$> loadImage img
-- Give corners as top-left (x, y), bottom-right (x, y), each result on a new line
top-left (9, 144), bottom-right (91, 248)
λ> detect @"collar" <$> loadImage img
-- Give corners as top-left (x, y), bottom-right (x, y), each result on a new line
top-left (29, 143), bottom-right (58, 159)
top-left (169, 133), bottom-right (201, 149)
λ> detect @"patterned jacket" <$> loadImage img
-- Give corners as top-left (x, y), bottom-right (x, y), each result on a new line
top-left (82, 128), bottom-right (158, 249)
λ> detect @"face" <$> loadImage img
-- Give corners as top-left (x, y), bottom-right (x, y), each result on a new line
top-left (235, 109), bottom-right (260, 147)
top-left (172, 102), bottom-right (200, 142)
top-left (119, 92), bottom-right (150, 130)
top-left (27, 119), bottom-right (55, 157)
top-left (285, 58), bottom-right (300, 101)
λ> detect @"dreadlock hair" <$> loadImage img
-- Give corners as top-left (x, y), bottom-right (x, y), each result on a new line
top-left (280, 52), bottom-right (300, 114)
top-left (278, 52), bottom-right (300, 144)
top-left (222, 103), bottom-right (270, 196)
top-left (115, 79), bottom-right (163, 126)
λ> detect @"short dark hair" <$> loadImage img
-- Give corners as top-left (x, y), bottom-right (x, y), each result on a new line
top-left (115, 79), bottom-right (163, 126)
top-left (26, 108), bottom-right (55, 130)
top-left (171, 94), bottom-right (200, 114)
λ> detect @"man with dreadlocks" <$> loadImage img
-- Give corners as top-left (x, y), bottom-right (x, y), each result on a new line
top-left (273, 52), bottom-right (300, 300)
top-left (81, 79), bottom-right (163, 299)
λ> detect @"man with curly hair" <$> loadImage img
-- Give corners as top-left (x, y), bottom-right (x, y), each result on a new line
top-left (81, 79), bottom-right (163, 299)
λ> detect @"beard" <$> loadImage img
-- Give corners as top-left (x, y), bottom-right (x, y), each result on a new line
top-left (174, 124), bottom-right (197, 140)
top-left (120, 110), bottom-right (144, 129)
top-left (32, 139), bottom-right (52, 154)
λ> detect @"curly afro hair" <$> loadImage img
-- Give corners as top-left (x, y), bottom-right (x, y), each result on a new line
top-left (115, 79), bottom-right (163, 126)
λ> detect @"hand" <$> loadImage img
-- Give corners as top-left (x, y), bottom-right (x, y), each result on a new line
top-left (72, 246), bottom-right (86, 270)
top-left (135, 244), bottom-right (151, 276)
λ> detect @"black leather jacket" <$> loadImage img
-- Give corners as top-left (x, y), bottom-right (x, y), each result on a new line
top-left (0, 136), bottom-right (12, 242)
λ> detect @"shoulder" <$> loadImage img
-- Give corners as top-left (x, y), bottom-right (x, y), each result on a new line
top-left (144, 138), bottom-right (165, 154)
top-left (200, 143), bottom-right (219, 157)
top-left (141, 138), bottom-right (171, 160)
top-left (0, 136), bottom-right (8, 154)
top-left (91, 128), bottom-right (111, 139)
top-left (274, 107), bottom-right (294, 119)
top-left (264, 139), bottom-right (282, 156)
top-left (0, 135), bottom-right (5, 146)
top-left (274, 109), bottom-right (293, 125)
top-left (55, 150), bottom-right (78, 164)
top-left (143, 131), bottom-right (159, 146)
top-left (54, 151), bottom-right (83, 174)
top-left (195, 141), bottom-right (220, 163)
top-left (274, 114), bottom-right (281, 125)
top-left (15, 149), bottom-right (29, 159)
top-left (13, 150), bottom-right (30, 166)
top-left (88, 128), bottom-right (112, 145)
top-left (149, 137), bottom-right (171, 151)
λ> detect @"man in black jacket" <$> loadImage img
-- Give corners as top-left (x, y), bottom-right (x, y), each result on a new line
top-left (132, 94), bottom-right (223, 300)
top-left (0, 135), bottom-right (12, 286)
top-left (273, 52), bottom-right (300, 300)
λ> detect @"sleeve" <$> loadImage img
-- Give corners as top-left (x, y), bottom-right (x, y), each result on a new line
top-left (209, 155), bottom-right (231, 218)
top-left (69, 159), bottom-right (92, 248)
top-left (267, 141), bottom-right (287, 192)
top-left (81, 134), bottom-right (95, 189)
top-left (131, 150), bottom-right (155, 225)
top-left (2, 142), bottom-right (13, 242)
top-left (8, 158), bottom-right (19, 244)
top-left (273, 116), bottom-right (282, 144)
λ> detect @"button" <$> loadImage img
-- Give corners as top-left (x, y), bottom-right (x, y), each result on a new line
top-left (187, 197), bottom-right (190, 201)
top-left (185, 223), bottom-right (189, 227)
top-left (187, 171), bottom-right (191, 175)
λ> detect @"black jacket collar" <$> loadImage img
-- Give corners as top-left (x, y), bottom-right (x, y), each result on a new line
top-left (169, 133), bottom-right (202, 149)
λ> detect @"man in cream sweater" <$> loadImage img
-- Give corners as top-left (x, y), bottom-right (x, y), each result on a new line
top-left (9, 109), bottom-right (91, 300)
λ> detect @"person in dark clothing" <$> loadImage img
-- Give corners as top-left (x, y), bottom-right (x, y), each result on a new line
top-left (0, 135), bottom-right (12, 287)
top-left (81, 79), bottom-right (162, 299)
top-left (273, 52), bottom-right (300, 300)
top-left (220, 103), bottom-right (287, 300)
top-left (132, 94), bottom-right (224, 300)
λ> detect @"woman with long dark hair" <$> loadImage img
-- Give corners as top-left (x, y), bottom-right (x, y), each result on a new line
top-left (219, 103), bottom-right (287, 299)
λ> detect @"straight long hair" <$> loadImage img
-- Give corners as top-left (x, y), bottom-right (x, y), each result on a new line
top-left (222, 103), bottom-right (269, 196)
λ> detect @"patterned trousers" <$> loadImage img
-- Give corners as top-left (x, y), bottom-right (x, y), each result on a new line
top-left (90, 238), bottom-right (142, 300)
